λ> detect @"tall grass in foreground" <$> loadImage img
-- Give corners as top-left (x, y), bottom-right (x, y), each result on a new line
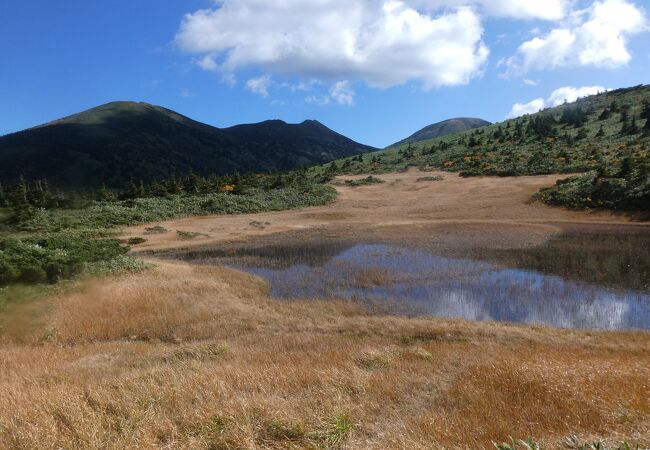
top-left (1, 261), bottom-right (647, 448)
top-left (495, 437), bottom-right (645, 450)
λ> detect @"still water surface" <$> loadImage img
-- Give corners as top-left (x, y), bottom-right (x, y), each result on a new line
top-left (231, 243), bottom-right (650, 331)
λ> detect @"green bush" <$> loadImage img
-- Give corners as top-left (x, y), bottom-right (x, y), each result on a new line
top-left (0, 235), bottom-right (128, 286)
top-left (535, 166), bottom-right (649, 211)
top-left (17, 184), bottom-right (337, 233)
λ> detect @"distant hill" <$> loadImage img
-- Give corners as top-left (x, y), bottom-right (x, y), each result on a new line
top-left (0, 102), bottom-right (376, 188)
top-left (390, 118), bottom-right (491, 147)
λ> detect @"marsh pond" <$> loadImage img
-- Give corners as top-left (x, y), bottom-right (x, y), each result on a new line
top-left (163, 228), bottom-right (650, 331)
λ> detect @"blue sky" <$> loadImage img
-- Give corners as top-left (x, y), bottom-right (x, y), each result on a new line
top-left (1, 0), bottom-right (648, 148)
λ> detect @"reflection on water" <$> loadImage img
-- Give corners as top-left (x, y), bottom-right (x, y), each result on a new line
top-left (234, 244), bottom-right (650, 331)
top-left (484, 230), bottom-right (650, 292)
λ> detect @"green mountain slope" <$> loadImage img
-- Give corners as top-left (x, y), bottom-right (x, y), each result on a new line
top-left (317, 85), bottom-right (650, 211)
top-left (390, 117), bottom-right (491, 147)
top-left (0, 102), bottom-right (376, 188)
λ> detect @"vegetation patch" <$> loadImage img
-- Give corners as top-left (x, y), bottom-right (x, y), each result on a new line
top-left (144, 226), bottom-right (168, 234)
top-left (249, 220), bottom-right (270, 229)
top-left (0, 235), bottom-right (129, 286)
top-left (416, 175), bottom-right (444, 182)
top-left (169, 344), bottom-right (228, 362)
top-left (176, 230), bottom-right (208, 240)
top-left (0, 171), bottom-right (338, 297)
top-left (533, 163), bottom-right (649, 210)
top-left (344, 176), bottom-right (385, 187)
top-left (356, 351), bottom-right (391, 371)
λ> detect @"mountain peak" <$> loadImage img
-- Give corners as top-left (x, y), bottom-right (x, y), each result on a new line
top-left (391, 117), bottom-right (491, 147)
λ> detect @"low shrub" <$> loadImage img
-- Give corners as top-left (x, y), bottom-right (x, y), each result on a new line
top-left (0, 234), bottom-right (129, 286)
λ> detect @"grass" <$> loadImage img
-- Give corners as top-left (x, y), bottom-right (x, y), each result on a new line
top-left (495, 437), bottom-right (645, 450)
top-left (0, 261), bottom-right (647, 448)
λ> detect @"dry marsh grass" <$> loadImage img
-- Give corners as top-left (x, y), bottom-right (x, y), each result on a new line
top-left (0, 261), bottom-right (649, 449)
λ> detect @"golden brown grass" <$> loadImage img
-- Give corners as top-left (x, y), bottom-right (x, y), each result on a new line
top-left (1, 261), bottom-right (648, 449)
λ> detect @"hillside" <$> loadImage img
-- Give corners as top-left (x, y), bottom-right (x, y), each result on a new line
top-left (390, 117), bottom-right (491, 147)
top-left (318, 85), bottom-right (650, 211)
top-left (0, 102), bottom-right (375, 188)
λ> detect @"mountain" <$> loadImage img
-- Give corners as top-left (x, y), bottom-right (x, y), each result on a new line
top-left (0, 101), bottom-right (376, 188)
top-left (390, 118), bottom-right (491, 147)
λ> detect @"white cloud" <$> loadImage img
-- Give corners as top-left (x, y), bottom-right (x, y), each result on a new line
top-left (507, 98), bottom-right (545, 118)
top-left (246, 75), bottom-right (272, 97)
top-left (197, 55), bottom-right (218, 71)
top-left (287, 79), bottom-right (322, 92)
top-left (221, 73), bottom-right (237, 87)
top-left (504, 0), bottom-right (647, 76)
top-left (546, 85), bottom-right (606, 106)
top-left (176, 0), bottom-right (489, 90)
top-left (329, 81), bottom-right (355, 105)
top-left (523, 79), bottom-right (538, 86)
top-left (305, 95), bottom-right (331, 106)
top-left (507, 85), bottom-right (607, 118)
top-left (304, 81), bottom-right (355, 106)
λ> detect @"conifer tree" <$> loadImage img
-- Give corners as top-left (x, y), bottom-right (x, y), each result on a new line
top-left (643, 115), bottom-right (650, 135)
top-left (640, 100), bottom-right (650, 120)
top-left (97, 183), bottom-right (114, 201)
top-left (0, 182), bottom-right (6, 207)
top-left (8, 176), bottom-right (34, 223)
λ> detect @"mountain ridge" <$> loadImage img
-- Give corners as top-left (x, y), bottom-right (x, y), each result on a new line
top-left (0, 101), bottom-right (376, 188)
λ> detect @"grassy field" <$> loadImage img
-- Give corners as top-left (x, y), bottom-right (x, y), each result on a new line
top-left (0, 261), bottom-right (647, 449)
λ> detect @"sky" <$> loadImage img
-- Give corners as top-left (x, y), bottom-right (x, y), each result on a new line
top-left (0, 0), bottom-right (648, 148)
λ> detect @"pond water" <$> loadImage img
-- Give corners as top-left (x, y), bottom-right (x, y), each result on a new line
top-left (225, 242), bottom-right (650, 331)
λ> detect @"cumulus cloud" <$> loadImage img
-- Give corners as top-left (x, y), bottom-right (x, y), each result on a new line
top-left (546, 85), bottom-right (607, 106)
top-left (176, 0), bottom-right (489, 90)
top-left (507, 85), bottom-right (607, 118)
top-left (246, 75), bottom-right (272, 97)
top-left (504, 0), bottom-right (647, 76)
top-left (507, 98), bottom-right (546, 118)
